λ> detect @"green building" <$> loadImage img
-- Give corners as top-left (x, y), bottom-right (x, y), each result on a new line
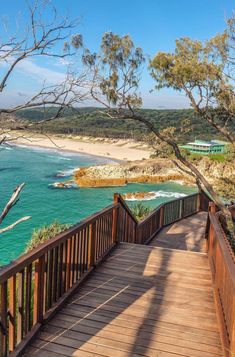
top-left (181, 140), bottom-right (227, 155)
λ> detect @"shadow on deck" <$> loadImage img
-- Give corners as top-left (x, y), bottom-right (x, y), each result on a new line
top-left (23, 213), bottom-right (223, 357)
top-left (150, 211), bottom-right (208, 252)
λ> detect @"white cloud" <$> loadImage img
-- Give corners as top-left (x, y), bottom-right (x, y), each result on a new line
top-left (16, 58), bottom-right (67, 85)
top-left (0, 56), bottom-right (192, 109)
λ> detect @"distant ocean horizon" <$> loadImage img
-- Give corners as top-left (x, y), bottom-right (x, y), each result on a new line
top-left (0, 145), bottom-right (196, 266)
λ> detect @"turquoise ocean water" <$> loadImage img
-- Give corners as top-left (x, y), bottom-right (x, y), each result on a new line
top-left (0, 145), bottom-right (196, 266)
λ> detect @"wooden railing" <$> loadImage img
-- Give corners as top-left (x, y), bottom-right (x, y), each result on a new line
top-left (114, 193), bottom-right (138, 244)
top-left (0, 189), bottom-right (211, 356)
top-left (207, 203), bottom-right (235, 357)
top-left (0, 204), bottom-right (119, 357)
top-left (116, 191), bottom-right (204, 245)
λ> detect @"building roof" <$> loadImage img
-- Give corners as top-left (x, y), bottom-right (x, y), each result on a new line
top-left (188, 142), bottom-right (213, 147)
top-left (186, 140), bottom-right (226, 147)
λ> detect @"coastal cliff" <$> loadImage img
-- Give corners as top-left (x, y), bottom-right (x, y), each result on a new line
top-left (74, 159), bottom-right (190, 187)
top-left (74, 157), bottom-right (235, 199)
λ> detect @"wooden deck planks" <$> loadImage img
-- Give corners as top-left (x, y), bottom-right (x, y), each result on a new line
top-left (150, 211), bottom-right (208, 252)
top-left (24, 242), bottom-right (223, 357)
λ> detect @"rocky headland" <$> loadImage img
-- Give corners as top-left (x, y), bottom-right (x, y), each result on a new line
top-left (74, 159), bottom-right (191, 188)
top-left (74, 157), bottom-right (235, 200)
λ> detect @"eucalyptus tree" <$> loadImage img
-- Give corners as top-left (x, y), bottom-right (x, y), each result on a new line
top-left (83, 32), bottom-right (222, 204)
top-left (82, 29), bottom-right (234, 242)
top-left (150, 17), bottom-right (235, 147)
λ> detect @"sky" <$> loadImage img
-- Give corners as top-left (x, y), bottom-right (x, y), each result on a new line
top-left (0, 0), bottom-right (234, 109)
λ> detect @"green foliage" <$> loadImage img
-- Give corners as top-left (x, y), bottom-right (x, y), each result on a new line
top-left (25, 221), bottom-right (70, 253)
top-left (182, 150), bottom-right (232, 164)
top-left (208, 154), bottom-right (226, 163)
top-left (149, 18), bottom-right (235, 143)
top-left (82, 32), bottom-right (145, 109)
top-left (131, 203), bottom-right (152, 221)
top-left (14, 107), bottom-right (234, 143)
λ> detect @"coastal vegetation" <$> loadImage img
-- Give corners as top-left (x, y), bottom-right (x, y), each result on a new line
top-left (11, 107), bottom-right (235, 143)
top-left (25, 221), bottom-right (70, 253)
top-left (131, 203), bottom-right (153, 221)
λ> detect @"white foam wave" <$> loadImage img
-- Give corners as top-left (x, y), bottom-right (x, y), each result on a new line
top-left (1, 145), bottom-right (14, 151)
top-left (47, 155), bottom-right (72, 161)
top-left (125, 191), bottom-right (187, 201)
top-left (56, 168), bottom-right (78, 177)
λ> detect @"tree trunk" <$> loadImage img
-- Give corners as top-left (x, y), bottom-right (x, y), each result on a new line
top-left (128, 113), bottom-right (231, 210)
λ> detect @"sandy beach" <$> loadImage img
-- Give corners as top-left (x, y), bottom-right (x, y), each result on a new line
top-left (7, 131), bottom-right (152, 161)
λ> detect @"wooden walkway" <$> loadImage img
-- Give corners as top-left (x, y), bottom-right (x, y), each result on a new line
top-left (24, 240), bottom-right (223, 357)
top-left (150, 212), bottom-right (208, 252)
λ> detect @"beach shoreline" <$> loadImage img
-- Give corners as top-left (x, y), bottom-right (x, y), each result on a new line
top-left (6, 131), bottom-right (151, 162)
top-left (10, 142), bottom-right (122, 164)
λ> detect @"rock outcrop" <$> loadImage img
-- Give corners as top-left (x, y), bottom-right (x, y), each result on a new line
top-left (74, 159), bottom-right (189, 188)
top-left (74, 157), bottom-right (235, 200)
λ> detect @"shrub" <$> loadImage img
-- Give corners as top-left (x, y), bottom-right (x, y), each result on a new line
top-left (132, 203), bottom-right (153, 221)
top-left (25, 220), bottom-right (70, 253)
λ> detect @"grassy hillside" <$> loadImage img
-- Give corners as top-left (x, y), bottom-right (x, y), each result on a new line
top-left (15, 107), bottom-right (234, 143)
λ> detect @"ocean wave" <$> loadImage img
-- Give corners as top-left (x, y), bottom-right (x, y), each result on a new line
top-left (56, 168), bottom-right (78, 177)
top-left (48, 181), bottom-right (78, 189)
top-left (125, 191), bottom-right (187, 201)
top-left (1, 145), bottom-right (14, 151)
top-left (47, 155), bottom-right (72, 161)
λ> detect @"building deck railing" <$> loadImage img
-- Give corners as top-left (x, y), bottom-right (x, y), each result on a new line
top-left (0, 189), bottom-right (233, 357)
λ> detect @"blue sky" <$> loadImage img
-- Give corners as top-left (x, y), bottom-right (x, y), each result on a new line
top-left (0, 0), bottom-right (234, 109)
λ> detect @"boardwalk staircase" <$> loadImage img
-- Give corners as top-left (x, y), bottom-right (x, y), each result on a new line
top-left (0, 191), bottom-right (234, 356)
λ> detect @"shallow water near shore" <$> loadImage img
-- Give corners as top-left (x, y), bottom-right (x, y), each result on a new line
top-left (0, 145), bottom-right (196, 266)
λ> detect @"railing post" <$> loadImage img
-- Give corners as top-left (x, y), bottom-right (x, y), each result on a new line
top-left (206, 202), bottom-right (216, 257)
top-left (136, 225), bottom-right (141, 244)
top-left (33, 256), bottom-right (45, 325)
top-left (198, 189), bottom-right (203, 211)
top-left (113, 194), bottom-right (120, 243)
top-left (9, 275), bottom-right (16, 353)
top-left (0, 281), bottom-right (7, 357)
top-left (88, 222), bottom-right (96, 268)
top-left (209, 202), bottom-right (216, 214)
top-left (181, 198), bottom-right (184, 218)
top-left (160, 206), bottom-right (164, 228)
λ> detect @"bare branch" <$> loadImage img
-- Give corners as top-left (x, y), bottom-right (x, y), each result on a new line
top-left (0, 183), bottom-right (26, 225)
top-left (0, 216), bottom-right (31, 234)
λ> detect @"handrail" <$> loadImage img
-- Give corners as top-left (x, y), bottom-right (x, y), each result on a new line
top-left (0, 203), bottom-right (119, 356)
top-left (0, 204), bottom-right (118, 283)
top-left (114, 193), bottom-right (138, 224)
top-left (207, 205), bottom-right (235, 357)
top-left (0, 189), bottom-right (214, 356)
top-left (115, 191), bottom-right (201, 245)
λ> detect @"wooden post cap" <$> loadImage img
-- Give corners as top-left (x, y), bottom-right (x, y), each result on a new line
top-left (113, 193), bottom-right (120, 203)
top-left (208, 202), bottom-right (216, 213)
